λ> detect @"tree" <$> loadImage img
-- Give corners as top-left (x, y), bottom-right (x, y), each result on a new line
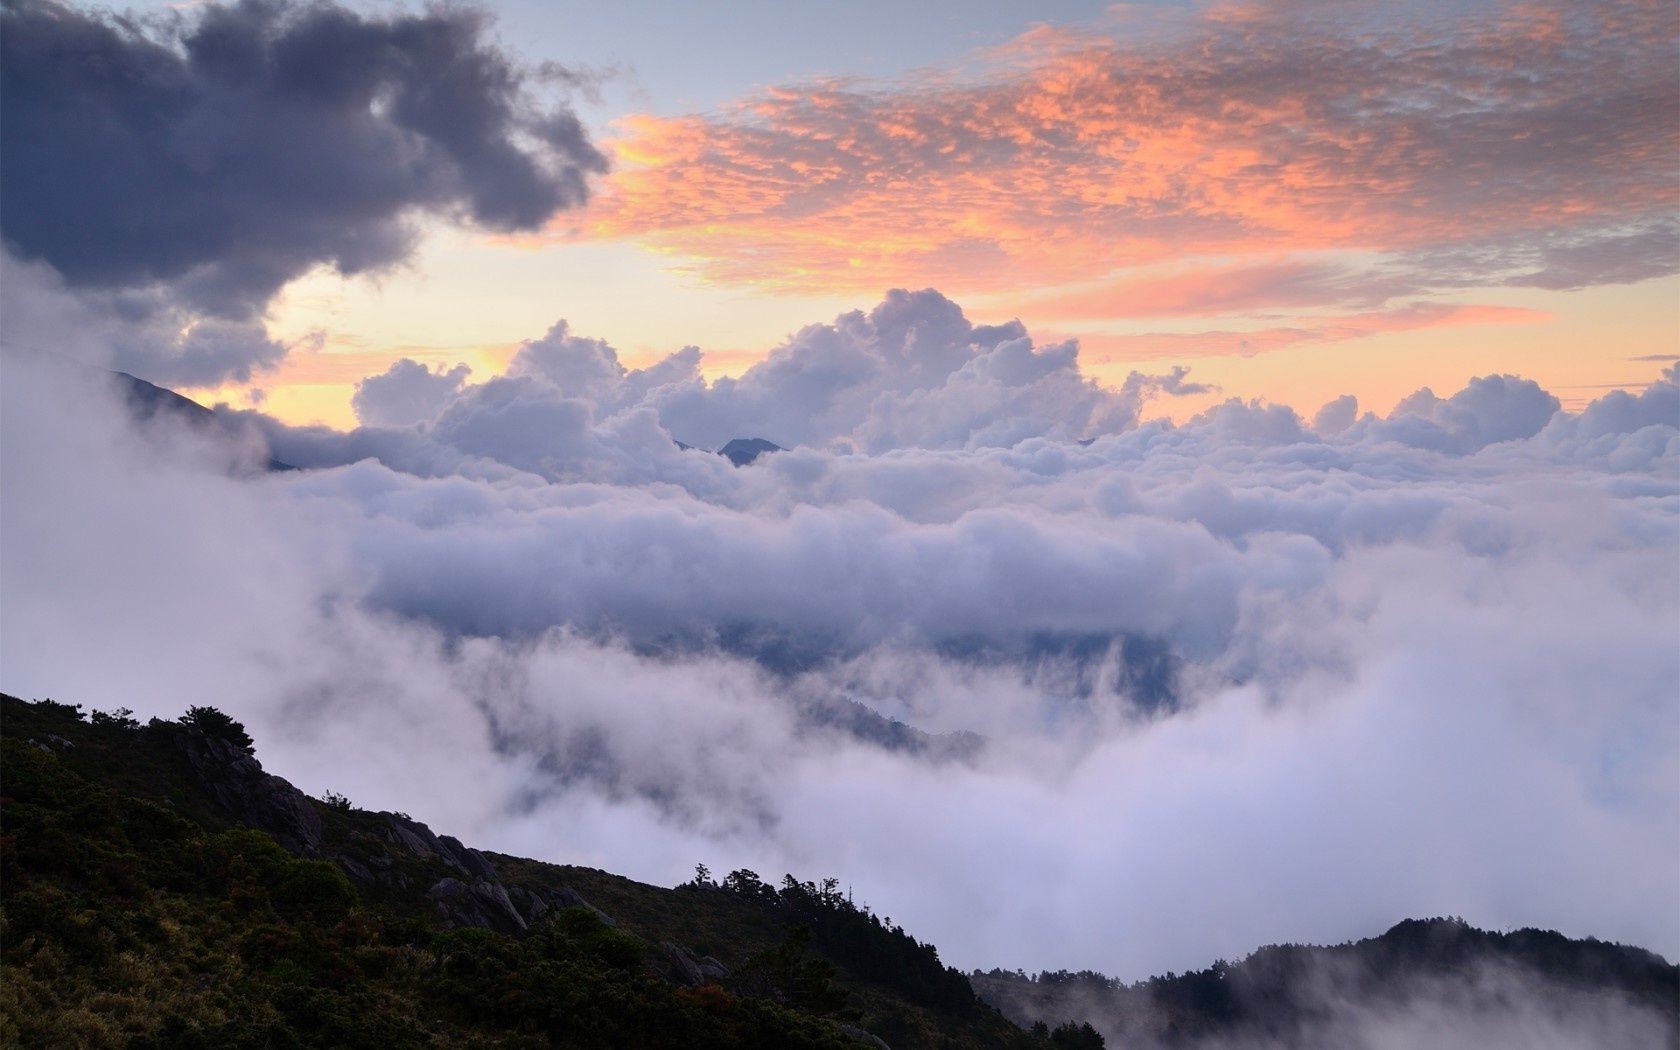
top-left (180, 706), bottom-right (254, 752)
top-left (1048, 1020), bottom-right (1106, 1049)
top-left (90, 707), bottom-right (139, 730)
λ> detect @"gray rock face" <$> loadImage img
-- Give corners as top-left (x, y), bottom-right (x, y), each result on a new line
top-left (426, 877), bottom-right (529, 935)
top-left (659, 942), bottom-right (731, 987)
top-left (506, 885), bottom-right (551, 924)
top-left (839, 1023), bottom-right (891, 1049)
top-left (550, 883), bottom-right (618, 928)
top-left (375, 812), bottom-right (500, 884)
top-left (172, 730), bottom-right (323, 856)
top-left (166, 724), bottom-right (617, 939)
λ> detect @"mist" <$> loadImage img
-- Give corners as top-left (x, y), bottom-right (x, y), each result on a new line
top-left (1, 323), bottom-right (1675, 981)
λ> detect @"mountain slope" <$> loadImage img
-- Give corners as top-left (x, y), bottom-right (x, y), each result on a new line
top-left (112, 370), bottom-right (297, 472)
top-left (0, 694), bottom-right (1044, 1049)
top-left (4, 693), bottom-right (1673, 1048)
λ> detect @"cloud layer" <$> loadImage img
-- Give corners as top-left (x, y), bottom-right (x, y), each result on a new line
top-left (3, 291), bottom-right (1674, 981)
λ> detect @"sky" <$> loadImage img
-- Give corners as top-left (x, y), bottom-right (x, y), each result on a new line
top-left (1, 0), bottom-right (1677, 992)
top-left (24, 0), bottom-right (1675, 429)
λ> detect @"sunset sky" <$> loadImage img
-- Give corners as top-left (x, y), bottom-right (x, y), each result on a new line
top-left (4, 0), bottom-right (1677, 983)
top-left (127, 0), bottom-right (1678, 429)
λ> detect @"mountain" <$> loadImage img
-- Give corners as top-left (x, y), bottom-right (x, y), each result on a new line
top-left (717, 438), bottom-right (786, 467)
top-left (112, 370), bottom-right (296, 472)
top-left (973, 920), bottom-right (1678, 1048)
top-left (0, 694), bottom-right (1051, 1049)
top-left (4, 693), bottom-right (1672, 1048)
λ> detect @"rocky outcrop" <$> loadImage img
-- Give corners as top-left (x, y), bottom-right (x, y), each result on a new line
top-left (165, 725), bottom-right (619, 938)
top-left (659, 941), bottom-right (731, 987)
top-left (375, 812), bottom-right (500, 883)
top-left (839, 1023), bottom-right (891, 1049)
top-left (426, 877), bottom-right (528, 935)
top-left (171, 729), bottom-right (323, 856)
top-left (505, 883), bottom-right (617, 928)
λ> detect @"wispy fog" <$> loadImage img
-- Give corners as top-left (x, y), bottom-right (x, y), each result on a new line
top-left (2, 297), bottom-right (1674, 980)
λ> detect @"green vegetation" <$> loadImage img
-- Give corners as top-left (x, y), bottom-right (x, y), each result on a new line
top-left (0, 694), bottom-right (1080, 1048)
top-left (178, 705), bottom-right (254, 752)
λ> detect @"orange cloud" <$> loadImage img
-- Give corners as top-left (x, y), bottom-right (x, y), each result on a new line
top-left (1019, 259), bottom-right (1388, 320)
top-left (573, 2), bottom-right (1675, 306)
top-left (1072, 303), bottom-right (1553, 363)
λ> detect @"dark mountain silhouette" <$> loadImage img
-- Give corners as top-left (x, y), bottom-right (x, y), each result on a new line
top-left (671, 437), bottom-right (787, 465)
top-left (973, 919), bottom-right (1678, 1048)
top-left (718, 437), bottom-right (786, 466)
top-left (112, 370), bottom-right (296, 472)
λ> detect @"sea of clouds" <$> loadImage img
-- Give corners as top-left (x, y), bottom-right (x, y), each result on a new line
top-left (2, 289), bottom-right (1676, 984)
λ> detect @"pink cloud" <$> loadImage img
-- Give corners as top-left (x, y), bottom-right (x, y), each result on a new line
top-left (1073, 302), bottom-right (1553, 362)
top-left (576, 1), bottom-right (1676, 308)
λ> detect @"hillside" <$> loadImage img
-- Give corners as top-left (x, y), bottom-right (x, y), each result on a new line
top-left (4, 693), bottom-right (1674, 1048)
top-left (0, 694), bottom-right (1059, 1049)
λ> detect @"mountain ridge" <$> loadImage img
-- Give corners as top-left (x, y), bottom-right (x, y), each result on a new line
top-left (3, 693), bottom-right (1672, 1048)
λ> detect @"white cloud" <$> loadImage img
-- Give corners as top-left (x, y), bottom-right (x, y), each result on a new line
top-left (1, 299), bottom-right (1674, 986)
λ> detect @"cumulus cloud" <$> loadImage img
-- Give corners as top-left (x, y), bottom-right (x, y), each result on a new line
top-left (0, 0), bottom-right (605, 383)
top-left (2, 320), bottom-right (1674, 988)
top-left (1348, 375), bottom-right (1563, 454)
top-left (282, 289), bottom-right (1210, 474)
top-left (353, 359), bottom-right (473, 428)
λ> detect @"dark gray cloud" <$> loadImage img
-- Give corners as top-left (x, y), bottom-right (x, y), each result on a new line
top-left (0, 0), bottom-right (605, 377)
top-left (0, 250), bottom-right (289, 386)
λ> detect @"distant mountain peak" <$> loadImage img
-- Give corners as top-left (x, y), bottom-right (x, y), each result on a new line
top-left (717, 437), bottom-right (785, 466)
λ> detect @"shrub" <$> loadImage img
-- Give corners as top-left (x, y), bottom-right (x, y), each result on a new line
top-left (179, 706), bottom-right (254, 752)
top-left (272, 860), bottom-right (357, 923)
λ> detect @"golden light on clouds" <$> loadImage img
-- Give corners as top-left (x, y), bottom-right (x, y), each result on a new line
top-left (208, 0), bottom-right (1678, 427)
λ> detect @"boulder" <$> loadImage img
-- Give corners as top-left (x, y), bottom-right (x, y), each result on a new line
top-left (426, 877), bottom-right (528, 936)
top-left (839, 1023), bottom-right (890, 1049)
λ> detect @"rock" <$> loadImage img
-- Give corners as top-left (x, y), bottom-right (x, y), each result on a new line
top-left (660, 942), bottom-right (707, 986)
top-left (658, 942), bottom-right (733, 987)
top-left (552, 883), bottom-right (617, 927)
top-left (839, 1023), bottom-right (891, 1049)
top-left (438, 834), bottom-right (499, 882)
top-left (697, 954), bottom-right (731, 981)
top-left (378, 813), bottom-right (500, 883)
top-left (335, 856), bottom-right (376, 883)
top-left (381, 815), bottom-right (439, 858)
top-left (426, 877), bottom-right (528, 936)
top-left (507, 886), bottom-right (550, 924)
top-left (172, 729), bottom-right (323, 856)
